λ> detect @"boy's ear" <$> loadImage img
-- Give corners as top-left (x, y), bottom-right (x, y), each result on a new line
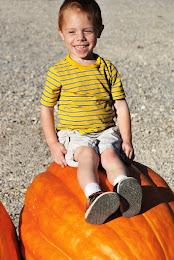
top-left (97, 25), bottom-right (104, 38)
top-left (57, 28), bottom-right (64, 41)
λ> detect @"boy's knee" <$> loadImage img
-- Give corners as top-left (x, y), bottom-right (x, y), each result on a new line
top-left (75, 146), bottom-right (99, 163)
top-left (101, 148), bottom-right (120, 167)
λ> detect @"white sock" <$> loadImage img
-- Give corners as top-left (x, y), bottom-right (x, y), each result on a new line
top-left (84, 183), bottom-right (101, 198)
top-left (113, 175), bottom-right (127, 186)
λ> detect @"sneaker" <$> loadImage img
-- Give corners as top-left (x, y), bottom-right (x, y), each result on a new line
top-left (85, 191), bottom-right (120, 225)
top-left (113, 177), bottom-right (142, 218)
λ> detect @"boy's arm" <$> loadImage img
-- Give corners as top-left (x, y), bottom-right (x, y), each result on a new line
top-left (114, 99), bottom-right (134, 159)
top-left (40, 105), bottom-right (67, 167)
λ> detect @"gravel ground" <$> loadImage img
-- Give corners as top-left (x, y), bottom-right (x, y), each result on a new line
top-left (0, 0), bottom-right (174, 230)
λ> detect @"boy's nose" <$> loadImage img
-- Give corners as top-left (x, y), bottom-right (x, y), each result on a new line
top-left (76, 31), bottom-right (86, 41)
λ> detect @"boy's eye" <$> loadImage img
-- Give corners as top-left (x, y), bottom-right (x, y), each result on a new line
top-left (84, 29), bottom-right (93, 33)
top-left (68, 30), bottom-right (76, 34)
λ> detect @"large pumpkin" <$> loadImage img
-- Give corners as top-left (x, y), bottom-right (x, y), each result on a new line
top-left (19, 162), bottom-right (174, 259)
top-left (0, 201), bottom-right (21, 260)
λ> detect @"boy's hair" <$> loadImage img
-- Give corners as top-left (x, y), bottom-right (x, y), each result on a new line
top-left (58, 0), bottom-right (103, 30)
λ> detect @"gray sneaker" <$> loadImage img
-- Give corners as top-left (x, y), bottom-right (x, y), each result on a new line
top-left (85, 191), bottom-right (120, 225)
top-left (114, 177), bottom-right (142, 218)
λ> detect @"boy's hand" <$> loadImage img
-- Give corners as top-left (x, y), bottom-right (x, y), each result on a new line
top-left (122, 141), bottom-right (134, 160)
top-left (49, 142), bottom-right (67, 168)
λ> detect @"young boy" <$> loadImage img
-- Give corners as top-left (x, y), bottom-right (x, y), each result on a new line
top-left (40, 0), bottom-right (142, 225)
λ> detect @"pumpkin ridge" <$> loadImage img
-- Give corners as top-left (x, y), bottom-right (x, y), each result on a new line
top-left (168, 201), bottom-right (174, 214)
top-left (165, 201), bottom-right (174, 219)
top-left (106, 217), bottom-right (158, 259)
top-left (142, 213), bottom-right (167, 259)
top-left (40, 232), bottom-right (73, 260)
top-left (38, 206), bottom-right (116, 259)
top-left (40, 216), bottom-right (114, 259)
top-left (43, 171), bottom-right (85, 212)
top-left (102, 223), bottom-right (139, 259)
top-left (45, 166), bottom-right (85, 199)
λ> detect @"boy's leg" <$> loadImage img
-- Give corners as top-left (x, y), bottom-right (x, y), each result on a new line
top-left (74, 146), bottom-right (120, 224)
top-left (74, 146), bottom-right (100, 192)
top-left (101, 148), bottom-right (142, 218)
top-left (101, 148), bottom-right (128, 185)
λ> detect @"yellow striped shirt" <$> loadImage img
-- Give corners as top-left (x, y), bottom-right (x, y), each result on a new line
top-left (41, 54), bottom-right (125, 134)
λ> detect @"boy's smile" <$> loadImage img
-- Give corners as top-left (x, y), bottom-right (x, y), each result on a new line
top-left (58, 8), bottom-right (103, 65)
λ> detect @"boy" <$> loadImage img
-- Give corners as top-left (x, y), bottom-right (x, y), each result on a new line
top-left (40, 0), bottom-right (142, 225)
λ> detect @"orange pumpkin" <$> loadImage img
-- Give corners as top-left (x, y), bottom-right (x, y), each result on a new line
top-left (19, 162), bottom-right (174, 259)
top-left (0, 201), bottom-right (21, 260)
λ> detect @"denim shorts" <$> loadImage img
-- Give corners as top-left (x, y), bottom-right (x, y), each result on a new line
top-left (57, 126), bottom-right (122, 167)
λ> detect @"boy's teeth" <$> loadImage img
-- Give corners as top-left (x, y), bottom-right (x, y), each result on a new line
top-left (75, 46), bottom-right (86, 49)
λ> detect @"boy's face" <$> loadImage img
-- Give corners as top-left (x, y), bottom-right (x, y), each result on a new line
top-left (58, 8), bottom-right (103, 64)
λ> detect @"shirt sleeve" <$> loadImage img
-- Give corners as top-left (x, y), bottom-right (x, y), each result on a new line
top-left (40, 66), bottom-right (61, 107)
top-left (110, 65), bottom-right (126, 100)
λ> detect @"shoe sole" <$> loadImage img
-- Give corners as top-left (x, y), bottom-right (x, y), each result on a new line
top-left (117, 177), bottom-right (142, 218)
top-left (85, 192), bottom-right (120, 225)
